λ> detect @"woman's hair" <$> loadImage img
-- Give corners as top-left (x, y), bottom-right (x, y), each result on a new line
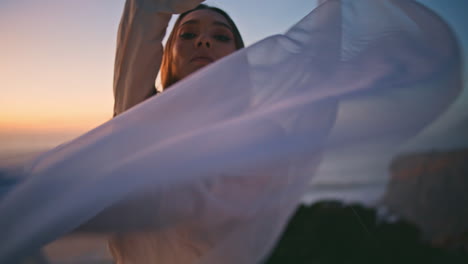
top-left (160, 4), bottom-right (244, 89)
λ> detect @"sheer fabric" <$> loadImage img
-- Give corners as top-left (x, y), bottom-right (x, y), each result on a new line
top-left (0, 0), bottom-right (462, 263)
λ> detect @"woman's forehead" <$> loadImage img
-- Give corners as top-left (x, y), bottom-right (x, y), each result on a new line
top-left (179, 9), bottom-right (231, 29)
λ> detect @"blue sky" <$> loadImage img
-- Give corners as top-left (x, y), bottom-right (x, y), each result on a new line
top-left (0, 0), bottom-right (466, 153)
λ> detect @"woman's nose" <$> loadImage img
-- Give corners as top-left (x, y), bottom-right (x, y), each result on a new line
top-left (196, 35), bottom-right (211, 48)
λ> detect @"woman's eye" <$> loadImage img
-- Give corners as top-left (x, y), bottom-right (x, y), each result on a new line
top-left (214, 35), bottom-right (232, 42)
top-left (179, 32), bottom-right (196, 39)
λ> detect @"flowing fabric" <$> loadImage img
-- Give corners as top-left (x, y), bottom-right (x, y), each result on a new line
top-left (0, 0), bottom-right (463, 263)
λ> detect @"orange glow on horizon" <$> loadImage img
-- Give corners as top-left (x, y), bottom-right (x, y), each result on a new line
top-left (0, 114), bottom-right (110, 134)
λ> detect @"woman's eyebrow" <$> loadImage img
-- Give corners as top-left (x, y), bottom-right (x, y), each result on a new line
top-left (181, 19), bottom-right (198, 26)
top-left (212, 21), bottom-right (233, 32)
top-left (181, 19), bottom-right (233, 32)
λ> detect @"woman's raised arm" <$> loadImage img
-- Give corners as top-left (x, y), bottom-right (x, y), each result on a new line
top-left (113, 0), bottom-right (203, 116)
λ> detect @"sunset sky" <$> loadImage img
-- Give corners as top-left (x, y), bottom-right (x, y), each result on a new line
top-left (1, 0), bottom-right (467, 154)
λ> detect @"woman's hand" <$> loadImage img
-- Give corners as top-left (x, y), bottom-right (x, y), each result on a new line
top-left (137, 0), bottom-right (205, 14)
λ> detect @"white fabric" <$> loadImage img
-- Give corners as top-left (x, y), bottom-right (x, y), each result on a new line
top-left (0, 0), bottom-right (462, 263)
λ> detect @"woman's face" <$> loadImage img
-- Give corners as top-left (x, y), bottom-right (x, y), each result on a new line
top-left (170, 9), bottom-right (237, 81)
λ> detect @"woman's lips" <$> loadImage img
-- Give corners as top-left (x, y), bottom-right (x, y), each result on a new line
top-left (190, 56), bottom-right (214, 64)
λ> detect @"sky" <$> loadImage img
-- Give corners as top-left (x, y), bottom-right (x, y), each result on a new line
top-left (0, 0), bottom-right (467, 155)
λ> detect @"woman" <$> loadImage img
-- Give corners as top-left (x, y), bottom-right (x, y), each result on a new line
top-left (113, 2), bottom-right (244, 117)
top-left (109, 2), bottom-right (248, 263)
